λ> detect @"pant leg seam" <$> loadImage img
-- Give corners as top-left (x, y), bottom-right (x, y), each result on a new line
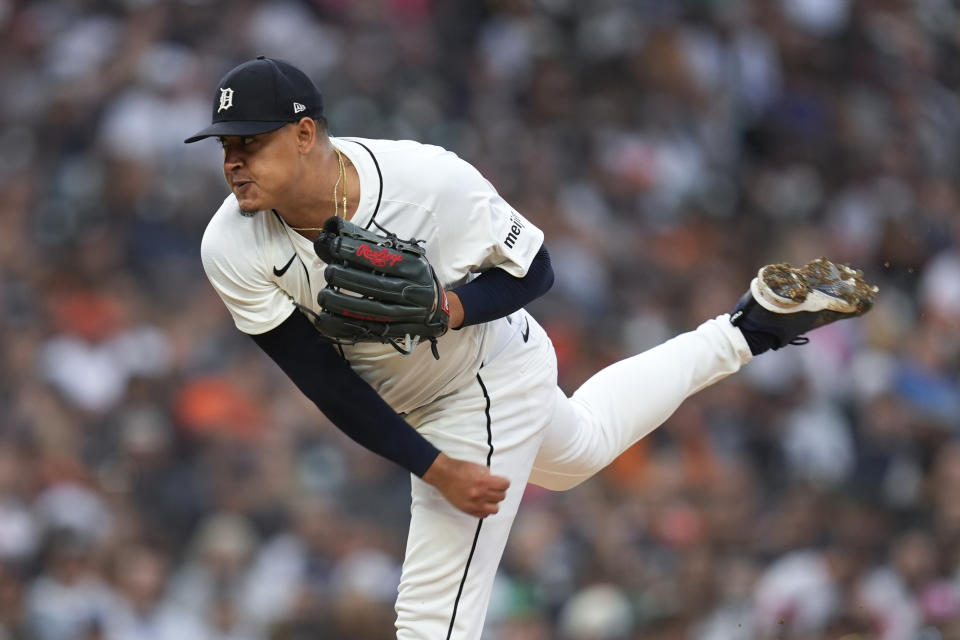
top-left (445, 373), bottom-right (494, 639)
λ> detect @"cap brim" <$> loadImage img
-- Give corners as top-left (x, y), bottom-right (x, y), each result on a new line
top-left (183, 120), bottom-right (289, 144)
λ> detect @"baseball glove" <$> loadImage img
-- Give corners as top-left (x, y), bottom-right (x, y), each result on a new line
top-left (306, 216), bottom-right (450, 359)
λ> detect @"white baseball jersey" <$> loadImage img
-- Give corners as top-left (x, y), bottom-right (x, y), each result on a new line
top-left (200, 137), bottom-right (544, 415)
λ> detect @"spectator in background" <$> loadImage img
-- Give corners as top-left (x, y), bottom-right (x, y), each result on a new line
top-left (23, 529), bottom-right (115, 640)
top-left (239, 495), bottom-right (343, 632)
top-left (751, 539), bottom-right (870, 639)
top-left (166, 512), bottom-right (258, 625)
top-left (102, 544), bottom-right (209, 640)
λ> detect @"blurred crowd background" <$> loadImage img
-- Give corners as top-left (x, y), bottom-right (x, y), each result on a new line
top-left (1, 0), bottom-right (959, 638)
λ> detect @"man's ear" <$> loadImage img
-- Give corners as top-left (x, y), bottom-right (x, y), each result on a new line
top-left (294, 117), bottom-right (318, 154)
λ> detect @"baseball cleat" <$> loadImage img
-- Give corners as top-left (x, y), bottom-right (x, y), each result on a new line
top-left (730, 257), bottom-right (878, 352)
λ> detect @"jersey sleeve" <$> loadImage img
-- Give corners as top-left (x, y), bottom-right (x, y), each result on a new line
top-left (200, 206), bottom-right (296, 335)
top-left (252, 310), bottom-right (441, 477)
top-left (431, 153), bottom-right (544, 280)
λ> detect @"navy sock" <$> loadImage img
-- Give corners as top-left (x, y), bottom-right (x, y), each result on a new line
top-left (737, 327), bottom-right (779, 356)
top-left (730, 295), bottom-right (781, 356)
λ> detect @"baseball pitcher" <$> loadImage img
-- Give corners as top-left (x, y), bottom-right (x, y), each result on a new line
top-left (186, 57), bottom-right (877, 639)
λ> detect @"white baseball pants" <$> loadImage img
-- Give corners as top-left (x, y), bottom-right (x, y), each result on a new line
top-left (395, 311), bottom-right (752, 639)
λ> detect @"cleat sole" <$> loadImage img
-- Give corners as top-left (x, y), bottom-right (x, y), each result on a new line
top-left (752, 257), bottom-right (878, 316)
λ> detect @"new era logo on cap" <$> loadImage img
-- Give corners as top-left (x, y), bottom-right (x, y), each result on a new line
top-left (184, 56), bottom-right (325, 143)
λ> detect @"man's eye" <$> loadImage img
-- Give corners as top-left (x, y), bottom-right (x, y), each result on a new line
top-left (242, 136), bottom-right (255, 145)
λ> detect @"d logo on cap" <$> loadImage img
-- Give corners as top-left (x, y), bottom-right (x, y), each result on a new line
top-left (218, 88), bottom-right (234, 113)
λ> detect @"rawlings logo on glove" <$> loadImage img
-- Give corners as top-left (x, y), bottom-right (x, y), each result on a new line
top-left (303, 217), bottom-right (450, 359)
top-left (356, 244), bottom-right (404, 268)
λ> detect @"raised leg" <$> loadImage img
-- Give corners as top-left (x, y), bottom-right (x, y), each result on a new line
top-left (529, 315), bottom-right (751, 491)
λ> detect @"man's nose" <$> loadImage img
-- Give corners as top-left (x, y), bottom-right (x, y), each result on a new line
top-left (223, 147), bottom-right (244, 169)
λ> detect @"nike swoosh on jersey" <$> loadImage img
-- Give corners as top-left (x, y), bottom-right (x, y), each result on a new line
top-left (273, 254), bottom-right (297, 277)
top-left (522, 317), bottom-right (530, 343)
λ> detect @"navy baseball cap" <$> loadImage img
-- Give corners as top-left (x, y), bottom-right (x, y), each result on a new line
top-left (184, 56), bottom-right (324, 143)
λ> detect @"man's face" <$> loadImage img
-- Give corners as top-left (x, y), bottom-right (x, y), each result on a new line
top-left (219, 125), bottom-right (297, 214)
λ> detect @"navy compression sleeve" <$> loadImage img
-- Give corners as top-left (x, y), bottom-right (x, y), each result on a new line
top-left (251, 310), bottom-right (441, 477)
top-left (452, 244), bottom-right (554, 327)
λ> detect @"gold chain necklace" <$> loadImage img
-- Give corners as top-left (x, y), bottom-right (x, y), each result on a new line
top-left (291, 147), bottom-right (348, 232)
top-left (331, 146), bottom-right (347, 219)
